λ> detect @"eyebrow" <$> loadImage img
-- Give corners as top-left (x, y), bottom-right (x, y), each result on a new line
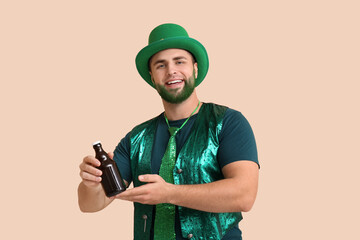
top-left (152, 56), bottom-right (188, 66)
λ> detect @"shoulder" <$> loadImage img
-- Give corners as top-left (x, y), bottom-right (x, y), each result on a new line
top-left (114, 113), bottom-right (160, 151)
top-left (203, 103), bottom-right (249, 128)
top-left (200, 102), bottom-right (229, 124)
top-left (129, 113), bottom-right (162, 137)
top-left (202, 102), bottom-right (228, 114)
top-left (219, 106), bottom-right (256, 143)
top-left (216, 106), bottom-right (259, 168)
top-left (116, 113), bottom-right (162, 159)
top-left (223, 108), bottom-right (248, 126)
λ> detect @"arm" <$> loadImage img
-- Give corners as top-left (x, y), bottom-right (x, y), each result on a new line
top-left (116, 160), bottom-right (258, 213)
top-left (169, 160), bottom-right (259, 212)
top-left (77, 153), bottom-right (129, 212)
top-left (78, 180), bottom-right (114, 213)
top-left (78, 134), bottom-right (133, 212)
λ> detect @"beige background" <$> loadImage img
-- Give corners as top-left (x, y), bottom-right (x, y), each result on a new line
top-left (1, 0), bottom-right (359, 239)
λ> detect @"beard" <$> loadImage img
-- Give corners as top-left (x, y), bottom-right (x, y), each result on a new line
top-left (154, 73), bottom-right (196, 104)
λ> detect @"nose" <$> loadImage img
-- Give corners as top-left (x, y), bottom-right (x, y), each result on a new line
top-left (167, 63), bottom-right (177, 75)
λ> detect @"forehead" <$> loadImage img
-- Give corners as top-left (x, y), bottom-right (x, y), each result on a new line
top-left (150, 48), bottom-right (193, 63)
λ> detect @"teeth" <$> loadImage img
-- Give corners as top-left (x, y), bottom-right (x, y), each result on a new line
top-left (167, 80), bottom-right (182, 85)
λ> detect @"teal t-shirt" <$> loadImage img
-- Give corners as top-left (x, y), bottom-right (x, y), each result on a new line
top-left (114, 104), bottom-right (259, 240)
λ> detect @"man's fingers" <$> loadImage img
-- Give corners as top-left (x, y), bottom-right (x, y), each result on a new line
top-left (116, 185), bottom-right (147, 198)
top-left (79, 155), bottom-right (102, 184)
top-left (115, 184), bottom-right (163, 205)
top-left (108, 152), bottom-right (114, 159)
top-left (138, 174), bottom-right (162, 183)
top-left (79, 162), bottom-right (102, 176)
top-left (80, 171), bottom-right (102, 183)
top-left (83, 155), bottom-right (101, 167)
top-left (116, 190), bottom-right (149, 204)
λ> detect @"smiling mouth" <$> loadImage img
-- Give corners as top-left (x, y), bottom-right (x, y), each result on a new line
top-left (166, 79), bottom-right (183, 85)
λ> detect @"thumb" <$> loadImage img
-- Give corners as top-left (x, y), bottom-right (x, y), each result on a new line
top-left (108, 152), bottom-right (114, 159)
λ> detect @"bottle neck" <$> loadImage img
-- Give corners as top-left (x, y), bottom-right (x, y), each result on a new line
top-left (93, 143), bottom-right (104, 154)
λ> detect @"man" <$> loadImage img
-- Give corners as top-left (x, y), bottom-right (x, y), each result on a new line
top-left (78, 23), bottom-right (259, 240)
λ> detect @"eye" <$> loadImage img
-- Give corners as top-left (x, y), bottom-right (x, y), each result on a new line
top-left (156, 64), bottom-right (165, 69)
top-left (176, 61), bottom-right (184, 64)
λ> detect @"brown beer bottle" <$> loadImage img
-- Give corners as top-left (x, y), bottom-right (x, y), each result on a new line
top-left (93, 141), bottom-right (126, 197)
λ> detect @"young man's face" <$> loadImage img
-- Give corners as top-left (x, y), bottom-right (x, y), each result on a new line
top-left (149, 48), bottom-right (198, 104)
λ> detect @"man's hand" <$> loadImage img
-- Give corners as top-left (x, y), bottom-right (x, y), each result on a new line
top-left (79, 154), bottom-right (103, 187)
top-left (116, 174), bottom-right (172, 205)
top-left (77, 152), bottom-right (116, 212)
top-left (115, 161), bottom-right (258, 213)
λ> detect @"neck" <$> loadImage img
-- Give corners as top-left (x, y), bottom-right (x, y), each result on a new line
top-left (162, 91), bottom-right (202, 121)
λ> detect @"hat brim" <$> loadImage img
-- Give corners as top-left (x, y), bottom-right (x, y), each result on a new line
top-left (135, 36), bottom-right (209, 88)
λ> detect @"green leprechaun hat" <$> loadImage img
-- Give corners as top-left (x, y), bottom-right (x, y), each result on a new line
top-left (135, 23), bottom-right (209, 88)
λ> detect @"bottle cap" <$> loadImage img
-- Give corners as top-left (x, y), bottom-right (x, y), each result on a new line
top-left (92, 140), bottom-right (101, 146)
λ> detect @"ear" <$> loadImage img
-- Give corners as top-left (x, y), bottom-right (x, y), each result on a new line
top-left (194, 62), bottom-right (198, 79)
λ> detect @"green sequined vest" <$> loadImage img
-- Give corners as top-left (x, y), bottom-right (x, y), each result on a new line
top-left (129, 103), bottom-right (243, 240)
